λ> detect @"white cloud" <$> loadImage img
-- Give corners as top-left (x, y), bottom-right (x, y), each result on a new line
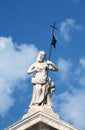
top-left (75, 57), bottom-right (85, 87)
top-left (60, 18), bottom-right (82, 42)
top-left (53, 57), bottom-right (85, 130)
top-left (54, 89), bottom-right (85, 130)
top-left (79, 57), bottom-right (85, 68)
top-left (57, 58), bottom-right (72, 82)
top-left (0, 36), bottom-right (38, 117)
top-left (79, 76), bottom-right (85, 87)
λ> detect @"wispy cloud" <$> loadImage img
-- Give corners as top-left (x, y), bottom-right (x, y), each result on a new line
top-left (79, 57), bottom-right (85, 68)
top-left (0, 36), bottom-right (38, 117)
top-left (59, 18), bottom-right (82, 42)
top-left (54, 89), bottom-right (85, 129)
top-left (57, 58), bottom-right (72, 82)
top-left (53, 57), bottom-right (85, 130)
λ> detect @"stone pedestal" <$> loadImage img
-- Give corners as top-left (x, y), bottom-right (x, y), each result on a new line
top-left (5, 105), bottom-right (80, 130)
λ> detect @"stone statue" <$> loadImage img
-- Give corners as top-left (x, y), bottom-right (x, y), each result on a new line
top-left (27, 51), bottom-right (58, 108)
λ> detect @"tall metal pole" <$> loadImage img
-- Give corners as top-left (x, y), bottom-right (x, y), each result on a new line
top-left (49, 22), bottom-right (57, 60)
top-left (41, 23), bottom-right (58, 105)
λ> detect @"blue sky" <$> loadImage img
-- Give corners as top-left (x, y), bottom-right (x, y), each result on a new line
top-left (0, 0), bottom-right (85, 130)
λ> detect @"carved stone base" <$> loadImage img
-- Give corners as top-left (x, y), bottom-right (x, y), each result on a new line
top-left (22, 105), bottom-right (59, 119)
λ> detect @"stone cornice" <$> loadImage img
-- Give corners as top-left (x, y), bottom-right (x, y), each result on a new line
top-left (5, 111), bottom-right (80, 130)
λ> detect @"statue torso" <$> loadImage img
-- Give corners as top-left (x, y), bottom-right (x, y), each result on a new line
top-left (32, 61), bottom-right (48, 84)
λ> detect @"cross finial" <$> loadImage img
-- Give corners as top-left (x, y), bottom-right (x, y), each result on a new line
top-left (50, 22), bottom-right (58, 35)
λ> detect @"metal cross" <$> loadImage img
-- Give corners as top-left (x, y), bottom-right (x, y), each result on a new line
top-left (50, 22), bottom-right (58, 36)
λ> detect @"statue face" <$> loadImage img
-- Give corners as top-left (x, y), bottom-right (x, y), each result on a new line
top-left (37, 51), bottom-right (46, 62)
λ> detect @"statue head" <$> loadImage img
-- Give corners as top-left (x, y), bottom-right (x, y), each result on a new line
top-left (36, 51), bottom-right (46, 62)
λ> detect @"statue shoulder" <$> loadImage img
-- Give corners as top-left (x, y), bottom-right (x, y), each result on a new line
top-left (47, 60), bottom-right (58, 71)
top-left (47, 60), bottom-right (54, 65)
